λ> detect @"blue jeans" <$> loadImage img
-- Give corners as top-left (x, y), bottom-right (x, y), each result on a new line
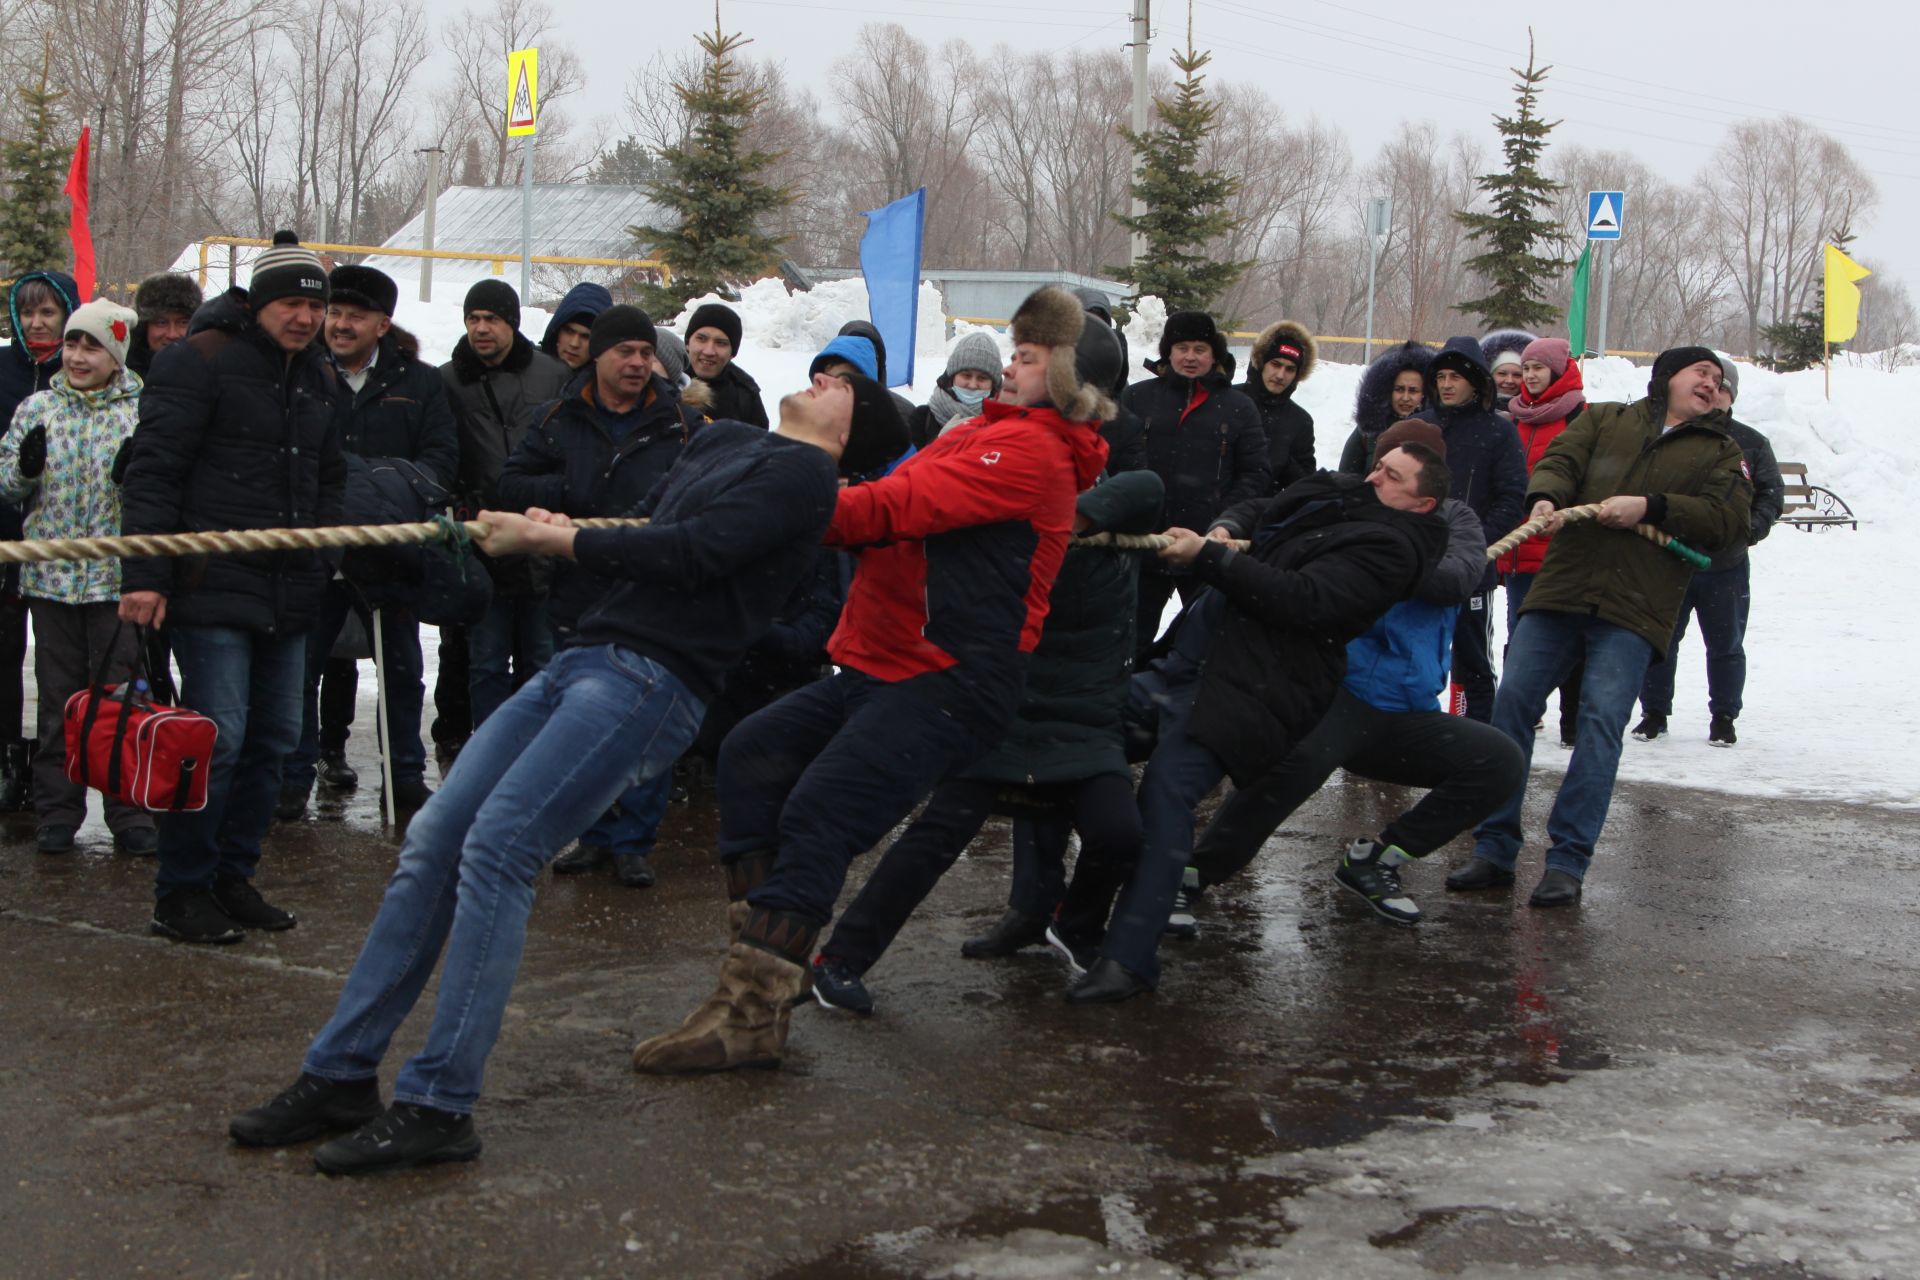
top-left (1638, 560), bottom-right (1750, 721)
top-left (1097, 667), bottom-right (1229, 987)
top-left (1472, 610), bottom-right (1654, 881)
top-left (156, 627), bottom-right (306, 898)
top-left (468, 595), bottom-right (554, 728)
top-left (302, 645), bottom-right (703, 1114)
top-left (285, 584), bottom-right (426, 783)
top-left (581, 771), bottom-right (675, 857)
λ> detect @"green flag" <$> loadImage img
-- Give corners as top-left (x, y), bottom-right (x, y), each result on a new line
top-left (1568, 241), bottom-right (1593, 357)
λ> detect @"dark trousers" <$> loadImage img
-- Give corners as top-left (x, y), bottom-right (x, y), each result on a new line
top-left (1191, 687), bottom-right (1524, 887)
top-left (1639, 561), bottom-right (1751, 721)
top-left (1451, 587), bottom-right (1497, 722)
top-left (0, 592), bottom-right (25, 740)
top-left (1094, 666), bottom-right (1229, 987)
top-left (1006, 771), bottom-right (1143, 949)
top-left (1133, 569), bottom-right (1203, 669)
top-left (1506, 573), bottom-right (1582, 738)
top-left (26, 600), bottom-right (154, 835)
top-left (821, 771), bottom-right (1141, 973)
top-left (719, 667), bottom-right (1011, 927)
top-left (320, 657), bottom-right (357, 752)
top-left (285, 584), bottom-right (426, 784)
top-left (431, 626), bottom-right (470, 749)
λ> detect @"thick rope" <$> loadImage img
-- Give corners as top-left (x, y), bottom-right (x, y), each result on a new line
top-left (1483, 503), bottom-right (1710, 568)
top-left (0, 516), bottom-right (647, 566)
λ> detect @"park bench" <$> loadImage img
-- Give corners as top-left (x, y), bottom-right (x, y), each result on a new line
top-left (1776, 462), bottom-right (1857, 531)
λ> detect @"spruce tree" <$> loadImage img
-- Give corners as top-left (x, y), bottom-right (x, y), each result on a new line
top-left (1111, 21), bottom-right (1247, 315)
top-left (0, 48), bottom-right (70, 293)
top-left (629, 9), bottom-right (790, 314)
top-left (1454, 33), bottom-right (1564, 331)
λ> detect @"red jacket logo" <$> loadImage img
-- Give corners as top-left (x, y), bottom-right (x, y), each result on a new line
top-left (979, 451), bottom-right (1001, 465)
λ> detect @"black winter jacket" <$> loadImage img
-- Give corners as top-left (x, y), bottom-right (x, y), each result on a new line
top-left (336, 327), bottom-right (459, 490)
top-left (1120, 368), bottom-right (1270, 534)
top-left (961, 470), bottom-right (1165, 786)
top-left (1245, 383), bottom-right (1315, 493)
top-left (120, 288), bottom-right (346, 634)
top-left (440, 332), bottom-right (571, 505)
top-left (1713, 419), bottom-right (1784, 572)
top-left (696, 360), bottom-right (769, 429)
top-left (1413, 337), bottom-right (1527, 589)
top-left (1186, 472), bottom-right (1446, 783)
top-left (1, 270), bottom-right (81, 592)
top-left (498, 375), bottom-right (694, 631)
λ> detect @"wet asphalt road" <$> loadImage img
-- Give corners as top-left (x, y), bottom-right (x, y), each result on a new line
top-left (2, 751), bottom-right (1917, 1280)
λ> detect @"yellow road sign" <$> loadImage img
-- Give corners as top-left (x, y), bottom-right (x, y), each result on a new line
top-left (507, 47), bottom-right (539, 137)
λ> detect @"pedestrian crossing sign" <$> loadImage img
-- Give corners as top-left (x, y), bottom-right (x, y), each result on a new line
top-left (507, 47), bottom-right (539, 137)
top-left (1586, 190), bottom-right (1624, 241)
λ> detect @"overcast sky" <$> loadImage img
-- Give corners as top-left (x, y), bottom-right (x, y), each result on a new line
top-left (428, 0), bottom-right (1920, 294)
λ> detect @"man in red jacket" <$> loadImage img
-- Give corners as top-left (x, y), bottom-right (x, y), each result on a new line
top-left (633, 287), bottom-right (1113, 1074)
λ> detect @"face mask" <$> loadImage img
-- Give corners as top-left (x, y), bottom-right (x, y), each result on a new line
top-left (952, 386), bottom-right (988, 409)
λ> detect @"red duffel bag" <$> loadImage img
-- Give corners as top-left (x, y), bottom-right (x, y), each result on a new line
top-left (64, 626), bottom-right (218, 813)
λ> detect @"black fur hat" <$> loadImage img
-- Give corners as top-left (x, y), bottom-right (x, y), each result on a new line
top-left (133, 272), bottom-right (204, 324)
top-left (329, 265), bottom-right (398, 316)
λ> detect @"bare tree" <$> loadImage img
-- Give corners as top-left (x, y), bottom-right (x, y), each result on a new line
top-left (439, 0), bottom-right (584, 186)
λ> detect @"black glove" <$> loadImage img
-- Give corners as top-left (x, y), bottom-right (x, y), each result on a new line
top-left (111, 437), bottom-right (135, 485)
top-left (18, 426), bottom-right (46, 479)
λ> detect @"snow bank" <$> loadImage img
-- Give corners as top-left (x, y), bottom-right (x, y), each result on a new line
top-left (664, 277), bottom-right (947, 378)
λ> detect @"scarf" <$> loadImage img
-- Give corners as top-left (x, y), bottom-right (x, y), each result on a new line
top-left (923, 385), bottom-right (974, 434)
top-left (25, 337), bottom-right (61, 365)
top-left (1511, 365), bottom-right (1586, 426)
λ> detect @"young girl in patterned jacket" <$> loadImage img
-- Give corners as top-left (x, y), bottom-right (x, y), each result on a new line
top-left (0, 298), bottom-right (156, 855)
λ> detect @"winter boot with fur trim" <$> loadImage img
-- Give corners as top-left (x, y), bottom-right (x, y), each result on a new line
top-left (631, 906), bottom-right (816, 1074)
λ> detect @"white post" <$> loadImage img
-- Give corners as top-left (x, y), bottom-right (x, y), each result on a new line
top-left (1128, 0), bottom-right (1149, 268)
top-left (372, 608), bottom-right (396, 828)
top-left (419, 147), bottom-right (442, 304)
top-left (1362, 196), bottom-right (1391, 364)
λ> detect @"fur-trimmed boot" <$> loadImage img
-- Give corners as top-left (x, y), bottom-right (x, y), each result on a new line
top-left (631, 906), bottom-right (816, 1074)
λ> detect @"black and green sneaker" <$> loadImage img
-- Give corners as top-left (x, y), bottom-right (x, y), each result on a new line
top-left (1334, 838), bottom-right (1420, 926)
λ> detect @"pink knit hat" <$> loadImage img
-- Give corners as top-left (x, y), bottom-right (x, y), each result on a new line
top-left (1520, 337), bottom-right (1571, 380)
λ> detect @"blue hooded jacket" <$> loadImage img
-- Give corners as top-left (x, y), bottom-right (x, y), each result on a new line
top-left (1341, 499), bottom-right (1487, 712)
top-left (538, 281), bottom-right (614, 360)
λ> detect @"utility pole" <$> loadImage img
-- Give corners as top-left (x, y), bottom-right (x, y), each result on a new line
top-left (418, 147), bottom-right (443, 303)
top-left (1362, 196), bottom-right (1391, 364)
top-left (1127, 0), bottom-right (1149, 267)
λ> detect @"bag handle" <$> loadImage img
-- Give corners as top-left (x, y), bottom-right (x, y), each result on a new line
top-left (73, 622), bottom-right (150, 792)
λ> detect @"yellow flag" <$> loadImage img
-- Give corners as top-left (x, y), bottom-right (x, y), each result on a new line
top-left (1824, 244), bottom-right (1871, 342)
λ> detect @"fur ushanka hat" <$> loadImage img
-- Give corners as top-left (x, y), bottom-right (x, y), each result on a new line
top-left (1009, 286), bottom-right (1114, 424)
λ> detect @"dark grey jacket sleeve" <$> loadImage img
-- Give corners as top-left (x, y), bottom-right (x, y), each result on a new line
top-left (1413, 499), bottom-right (1489, 607)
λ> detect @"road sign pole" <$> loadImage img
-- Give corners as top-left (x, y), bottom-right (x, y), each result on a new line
top-left (1596, 240), bottom-right (1613, 359)
top-left (519, 134), bottom-right (534, 301)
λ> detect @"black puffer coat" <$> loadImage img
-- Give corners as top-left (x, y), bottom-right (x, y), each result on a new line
top-left (1413, 336), bottom-right (1528, 590)
top-left (961, 469), bottom-right (1164, 786)
top-left (120, 288), bottom-right (346, 634)
top-left (1186, 472), bottom-right (1446, 783)
top-left (697, 360), bottom-right (769, 429)
top-left (338, 326), bottom-right (459, 489)
top-left (1, 270), bottom-right (81, 593)
top-left (1120, 368), bottom-right (1269, 533)
top-left (1338, 341), bottom-right (1435, 475)
top-left (497, 375), bottom-right (694, 632)
top-left (1245, 320), bottom-right (1317, 492)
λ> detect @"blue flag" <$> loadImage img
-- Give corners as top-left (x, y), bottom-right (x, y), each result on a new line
top-left (858, 188), bottom-right (926, 388)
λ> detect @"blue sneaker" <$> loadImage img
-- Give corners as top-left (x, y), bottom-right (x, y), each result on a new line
top-left (810, 954), bottom-right (874, 1017)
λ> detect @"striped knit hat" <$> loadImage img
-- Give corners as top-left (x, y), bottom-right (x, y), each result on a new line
top-left (249, 231), bottom-right (329, 309)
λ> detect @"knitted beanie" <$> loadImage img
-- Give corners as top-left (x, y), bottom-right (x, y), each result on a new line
top-left (463, 279), bottom-right (521, 331)
top-left (654, 329), bottom-right (690, 384)
top-left (1648, 346), bottom-right (1721, 401)
top-left (1520, 337), bottom-right (1571, 381)
top-left (685, 302), bottom-right (743, 353)
top-left (841, 371), bottom-right (910, 477)
top-left (248, 231), bottom-right (329, 309)
top-left (588, 305), bottom-right (658, 361)
top-left (65, 298), bottom-right (139, 370)
top-left (942, 331), bottom-right (1004, 395)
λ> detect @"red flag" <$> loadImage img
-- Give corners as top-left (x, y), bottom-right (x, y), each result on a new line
top-left (64, 126), bottom-right (95, 302)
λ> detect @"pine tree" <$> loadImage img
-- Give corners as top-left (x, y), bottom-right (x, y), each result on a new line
top-left (1454, 33), bottom-right (1564, 331)
top-left (0, 46), bottom-right (70, 292)
top-left (1111, 15), bottom-right (1247, 315)
top-left (1759, 308), bottom-right (1824, 372)
top-left (629, 7), bottom-right (791, 314)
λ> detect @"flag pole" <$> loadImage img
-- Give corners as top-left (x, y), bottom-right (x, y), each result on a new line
top-left (1824, 340), bottom-right (1831, 401)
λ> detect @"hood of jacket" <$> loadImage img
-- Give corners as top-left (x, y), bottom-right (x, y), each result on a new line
top-left (6, 270), bottom-right (80, 353)
top-left (1247, 320), bottom-right (1316, 395)
top-left (1427, 336), bottom-right (1495, 412)
top-left (188, 286), bottom-right (256, 337)
top-left (1075, 468), bottom-right (1164, 536)
top-left (1353, 341), bottom-right (1435, 433)
top-left (51, 364), bottom-right (143, 407)
top-left (1479, 328), bottom-right (1535, 367)
top-left (539, 282), bottom-right (613, 355)
top-left (449, 328), bottom-right (540, 383)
